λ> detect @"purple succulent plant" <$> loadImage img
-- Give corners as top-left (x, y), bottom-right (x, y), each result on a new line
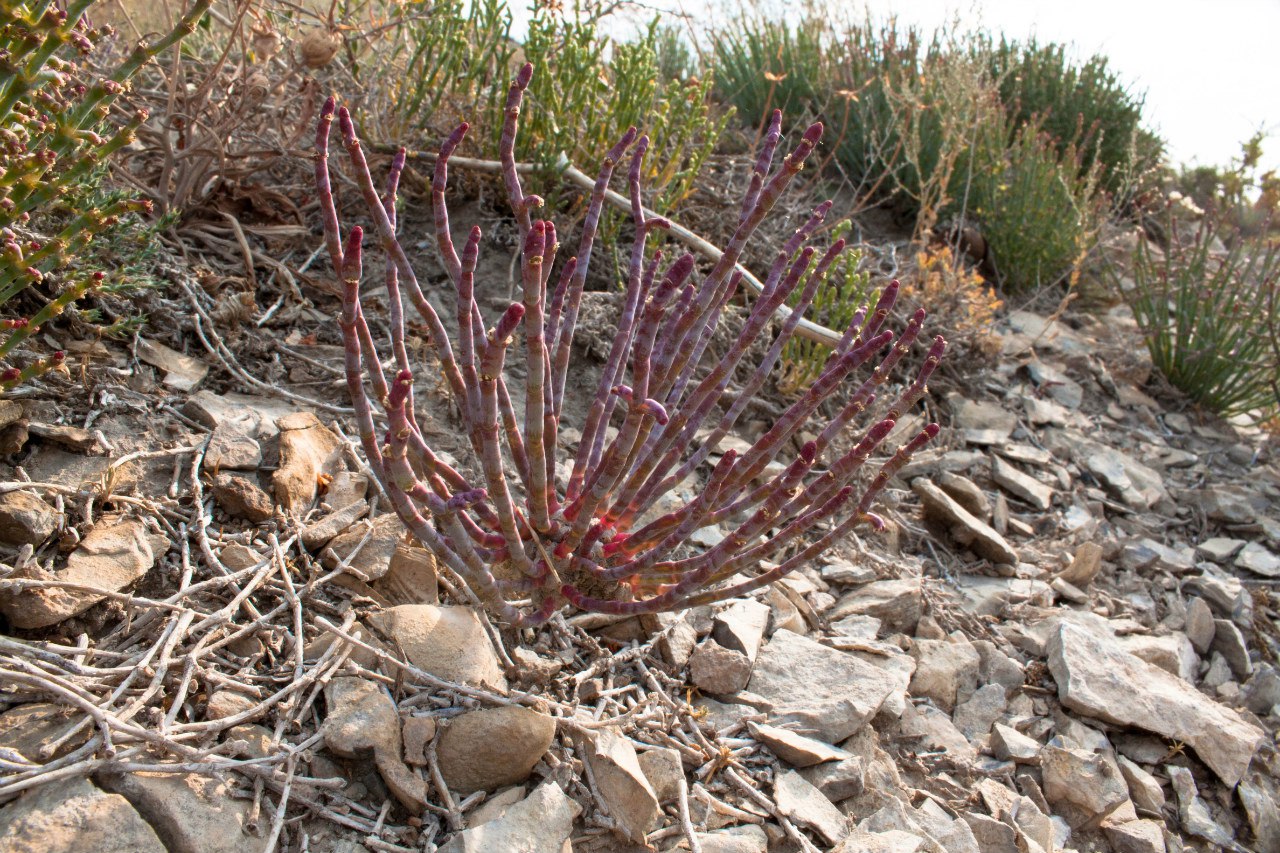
top-left (317, 64), bottom-right (945, 625)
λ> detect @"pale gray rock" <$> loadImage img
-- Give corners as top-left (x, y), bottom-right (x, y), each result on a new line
top-left (991, 456), bottom-right (1054, 510)
top-left (1047, 622), bottom-right (1264, 786)
top-left (1184, 567), bottom-right (1253, 627)
top-left (1023, 360), bottom-right (1083, 408)
top-left (0, 490), bottom-right (58, 545)
top-left (0, 516), bottom-right (161, 629)
top-left (1236, 542), bottom-right (1280, 577)
top-left (952, 683), bottom-right (1007, 740)
top-left (748, 721), bottom-right (851, 767)
top-left (1040, 745), bottom-right (1130, 824)
top-left (203, 420), bottom-right (261, 471)
top-left (900, 703), bottom-right (974, 763)
top-left (0, 777), bottom-right (165, 853)
top-left (1168, 764), bottom-right (1236, 848)
top-left (401, 716), bottom-right (436, 765)
top-left (580, 726), bottom-right (659, 843)
top-left (184, 391), bottom-right (300, 438)
top-left (1116, 755), bottom-right (1165, 814)
top-left (775, 770), bottom-right (849, 846)
top-left (1072, 438), bottom-right (1168, 509)
top-left (952, 397), bottom-right (1017, 438)
top-left (973, 640), bottom-right (1025, 693)
top-left (689, 639), bottom-right (754, 695)
top-left (1059, 541), bottom-right (1103, 587)
top-left (1211, 618), bottom-right (1253, 679)
top-left (320, 513), bottom-right (402, 581)
top-left (436, 706), bottom-right (556, 795)
top-left (745, 629), bottom-right (897, 742)
top-left (1185, 597), bottom-right (1216, 654)
top-left (1197, 537), bottom-right (1246, 563)
top-left (827, 578), bottom-right (922, 633)
top-left (821, 559), bottom-right (878, 586)
top-left (301, 500), bottom-right (369, 550)
top-left (937, 471), bottom-right (991, 519)
top-left (951, 575), bottom-right (1053, 618)
top-left (836, 829), bottom-right (929, 853)
top-left (367, 605), bottom-right (507, 692)
top-left (960, 813), bottom-right (1019, 853)
top-left (912, 479), bottom-right (1019, 565)
top-left (1104, 819), bottom-right (1167, 853)
top-left (1239, 776), bottom-right (1280, 852)
top-left (637, 746), bottom-right (683, 803)
top-left (1242, 664), bottom-right (1280, 715)
top-left (693, 825), bottom-right (769, 853)
top-left (211, 473), bottom-right (274, 522)
top-left (204, 690), bottom-right (258, 723)
top-left (273, 412), bottom-right (344, 513)
top-left (909, 636), bottom-right (980, 712)
top-left (712, 598), bottom-right (771, 661)
top-left (990, 724), bottom-right (1040, 763)
top-left (0, 702), bottom-right (88, 761)
top-left (799, 756), bottom-right (865, 801)
top-left (96, 769), bottom-right (253, 853)
top-left (1118, 633), bottom-right (1199, 683)
top-left (439, 780), bottom-right (579, 853)
top-left (1197, 486), bottom-right (1257, 524)
top-left (321, 677), bottom-right (428, 812)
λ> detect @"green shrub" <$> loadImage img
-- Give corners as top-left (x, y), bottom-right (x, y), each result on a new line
top-left (779, 223), bottom-right (872, 393)
top-left (0, 0), bottom-right (207, 389)
top-left (1114, 204), bottom-right (1280, 422)
top-left (978, 34), bottom-right (1160, 198)
top-left (967, 119), bottom-right (1105, 293)
top-left (1174, 131), bottom-right (1280, 239)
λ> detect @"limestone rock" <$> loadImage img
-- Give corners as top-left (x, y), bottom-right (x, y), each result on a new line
top-left (1169, 764), bottom-right (1236, 847)
top-left (799, 756), bottom-right (865, 801)
top-left (321, 513), bottom-right (402, 581)
top-left (937, 471), bottom-right (991, 519)
top-left (0, 702), bottom-right (89, 761)
top-left (401, 716), bottom-right (437, 765)
top-left (439, 780), bottom-right (579, 853)
top-left (301, 500), bottom-right (369, 550)
top-left (367, 604), bottom-right (507, 692)
top-left (374, 540), bottom-right (439, 606)
top-left (693, 826), bottom-right (769, 853)
top-left (0, 516), bottom-right (160, 629)
top-left (745, 629), bottom-right (897, 742)
top-left (1211, 618), bottom-right (1253, 679)
top-left (637, 746), bottom-right (684, 803)
top-left (1236, 542), bottom-right (1280, 578)
top-left (827, 578), bottom-right (922, 633)
top-left (0, 777), bottom-right (165, 853)
top-left (775, 769), bottom-right (849, 846)
top-left (204, 690), bottom-right (258, 722)
top-left (96, 769), bottom-right (252, 853)
top-left (436, 706), bottom-right (556, 795)
top-left (1047, 622), bottom-right (1264, 786)
top-left (1040, 745), bottom-right (1130, 824)
top-left (909, 636), bottom-right (980, 712)
top-left (321, 677), bottom-right (399, 760)
top-left (1116, 755), bottom-right (1165, 814)
top-left (990, 456), bottom-right (1053, 511)
top-left (1103, 819), bottom-right (1166, 853)
top-left (1118, 633), bottom-right (1199, 683)
top-left (748, 720), bottom-right (852, 767)
top-left (211, 474), bottom-right (274, 523)
top-left (1059, 541), bottom-right (1103, 587)
top-left (990, 723), bottom-right (1039, 763)
top-left (0, 490), bottom-right (58, 545)
top-left (689, 638), bottom-right (754, 694)
top-left (952, 683), bottom-right (1007, 740)
top-left (913, 479), bottom-right (1019, 564)
top-left (1185, 596), bottom-right (1216, 654)
top-left (203, 420), bottom-right (261, 471)
top-left (272, 412), bottom-right (343, 512)
top-left (712, 598), bottom-right (771, 661)
top-left (579, 726), bottom-right (659, 843)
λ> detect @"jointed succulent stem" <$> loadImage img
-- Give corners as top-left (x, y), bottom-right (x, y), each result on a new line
top-left (319, 64), bottom-right (946, 623)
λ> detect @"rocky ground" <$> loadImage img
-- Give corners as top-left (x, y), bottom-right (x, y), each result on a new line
top-left (0, 239), bottom-right (1278, 853)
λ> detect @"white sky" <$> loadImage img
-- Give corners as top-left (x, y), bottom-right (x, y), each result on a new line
top-left (514, 0), bottom-right (1280, 175)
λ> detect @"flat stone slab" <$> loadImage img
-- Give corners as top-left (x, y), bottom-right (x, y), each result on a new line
top-left (743, 629), bottom-right (897, 743)
top-left (1047, 622), bottom-right (1264, 786)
